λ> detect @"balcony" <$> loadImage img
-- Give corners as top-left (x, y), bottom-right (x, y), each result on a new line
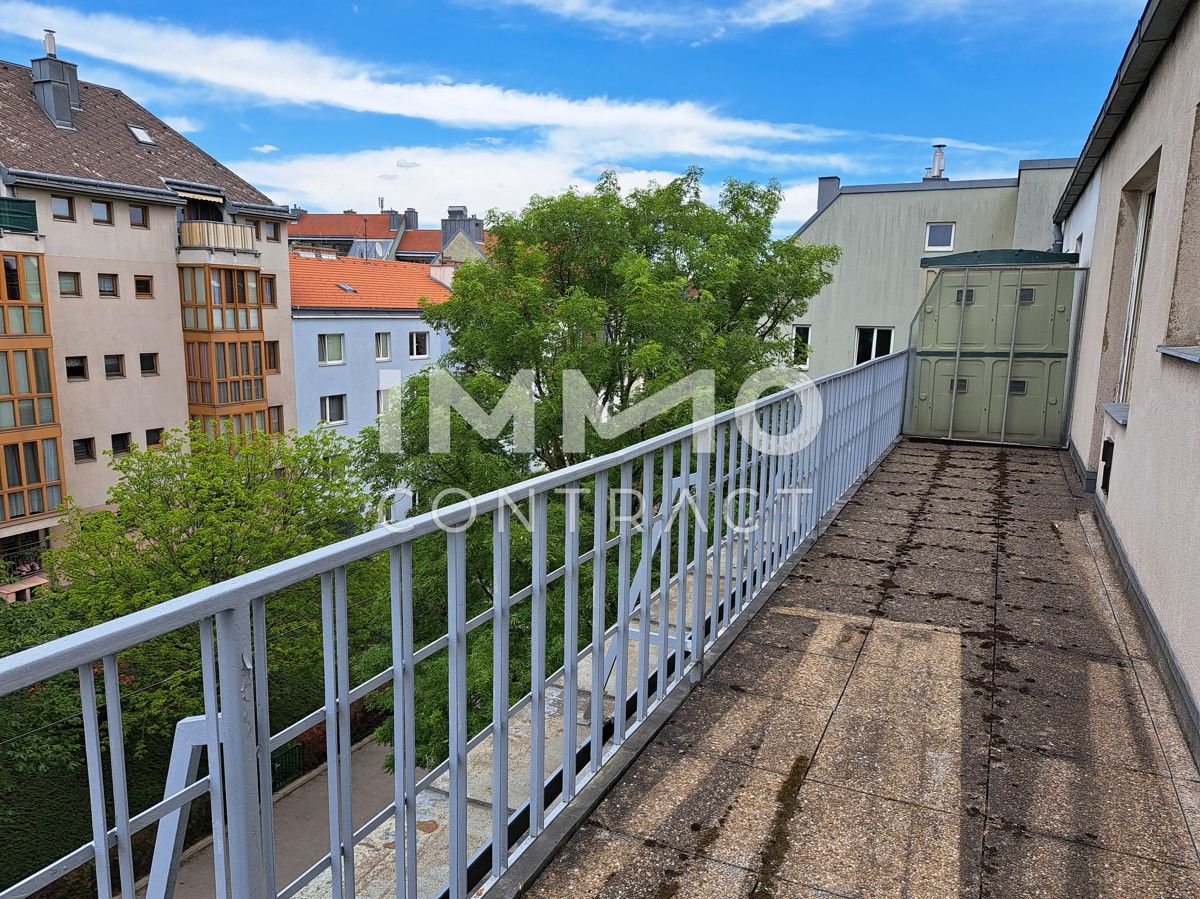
top-left (0, 197), bottom-right (37, 234)
top-left (178, 220), bottom-right (258, 253)
top-left (0, 352), bottom-right (1197, 899)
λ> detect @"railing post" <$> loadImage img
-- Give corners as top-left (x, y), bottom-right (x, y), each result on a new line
top-left (215, 605), bottom-right (269, 899)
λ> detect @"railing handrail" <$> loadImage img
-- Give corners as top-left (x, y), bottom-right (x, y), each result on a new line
top-left (178, 220), bottom-right (257, 250)
top-left (0, 351), bottom-right (904, 694)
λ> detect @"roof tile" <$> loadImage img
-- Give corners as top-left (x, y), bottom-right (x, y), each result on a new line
top-left (289, 254), bottom-right (450, 311)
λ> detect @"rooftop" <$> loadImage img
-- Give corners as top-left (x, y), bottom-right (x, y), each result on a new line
top-left (0, 59), bottom-right (275, 207)
top-left (291, 212), bottom-right (399, 240)
top-left (397, 228), bottom-right (445, 254)
top-left (288, 252), bottom-right (450, 311)
top-left (525, 441), bottom-right (1200, 896)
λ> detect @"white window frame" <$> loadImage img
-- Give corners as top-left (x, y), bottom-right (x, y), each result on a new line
top-left (319, 394), bottom-right (347, 425)
top-left (793, 324), bottom-right (811, 372)
top-left (375, 331), bottom-right (391, 362)
top-left (377, 388), bottom-right (391, 416)
top-left (1116, 188), bottom-right (1155, 405)
top-left (924, 222), bottom-right (955, 252)
top-left (317, 333), bottom-right (345, 366)
top-left (409, 331), bottom-right (430, 360)
top-left (854, 326), bottom-right (894, 365)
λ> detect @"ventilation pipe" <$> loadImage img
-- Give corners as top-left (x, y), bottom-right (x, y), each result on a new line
top-left (923, 144), bottom-right (947, 181)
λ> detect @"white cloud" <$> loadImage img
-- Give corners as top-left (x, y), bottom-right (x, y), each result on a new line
top-left (251, 143), bottom-right (279, 154)
top-left (162, 115), bottom-right (201, 133)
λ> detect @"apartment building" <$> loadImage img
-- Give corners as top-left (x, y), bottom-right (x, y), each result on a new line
top-left (791, 153), bottom-right (1075, 377)
top-left (290, 251), bottom-right (449, 435)
top-left (1056, 0), bottom-right (1200, 751)
top-left (0, 35), bottom-right (296, 563)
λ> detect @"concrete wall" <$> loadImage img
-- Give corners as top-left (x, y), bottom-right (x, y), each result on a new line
top-left (1066, 2), bottom-right (1200, 718)
top-left (793, 184), bottom-right (1018, 377)
top-left (291, 313), bottom-right (446, 436)
top-left (1013, 164), bottom-right (1074, 250)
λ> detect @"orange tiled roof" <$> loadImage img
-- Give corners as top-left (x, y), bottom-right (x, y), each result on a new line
top-left (292, 212), bottom-right (397, 240)
top-left (396, 229), bottom-right (444, 253)
top-left (289, 254), bottom-right (450, 310)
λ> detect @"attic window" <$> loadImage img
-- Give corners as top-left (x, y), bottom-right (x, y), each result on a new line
top-left (127, 124), bottom-right (155, 145)
top-left (336, 283), bottom-right (357, 293)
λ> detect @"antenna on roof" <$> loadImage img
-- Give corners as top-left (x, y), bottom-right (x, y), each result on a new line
top-left (43, 29), bottom-right (56, 58)
top-left (378, 196), bottom-right (385, 213)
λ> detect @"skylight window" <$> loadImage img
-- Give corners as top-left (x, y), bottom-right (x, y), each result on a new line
top-left (127, 124), bottom-right (155, 145)
top-left (336, 283), bottom-right (357, 293)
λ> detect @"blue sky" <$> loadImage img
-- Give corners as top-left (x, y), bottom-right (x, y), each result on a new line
top-left (0, 0), bottom-right (1142, 231)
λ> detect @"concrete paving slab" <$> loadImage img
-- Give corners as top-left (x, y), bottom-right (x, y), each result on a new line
top-left (736, 604), bottom-right (869, 659)
top-left (705, 637), bottom-right (855, 708)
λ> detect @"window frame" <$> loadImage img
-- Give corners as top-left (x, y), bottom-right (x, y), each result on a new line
top-left (1117, 188), bottom-right (1156, 404)
top-left (317, 333), bottom-right (345, 366)
top-left (73, 437), bottom-right (96, 464)
top-left (91, 200), bottom-right (114, 226)
top-left (65, 356), bottom-right (89, 382)
top-left (97, 273), bottom-right (120, 298)
top-left (145, 427), bottom-right (164, 447)
top-left (51, 195), bottom-right (75, 222)
top-left (110, 432), bottom-right (132, 456)
top-left (854, 326), bottom-right (894, 366)
top-left (375, 331), bottom-right (391, 362)
top-left (129, 204), bottom-right (150, 229)
top-left (792, 324), bottom-right (811, 372)
top-left (134, 275), bottom-right (155, 299)
top-left (924, 222), bottom-right (955, 252)
top-left (408, 330), bottom-right (430, 360)
top-left (58, 271), bottom-right (82, 297)
top-left (260, 274), bottom-right (277, 306)
top-left (139, 352), bottom-right (159, 376)
top-left (319, 394), bottom-right (347, 426)
top-left (265, 221), bottom-right (281, 242)
top-left (103, 354), bottom-right (126, 379)
top-left (264, 340), bottom-right (280, 374)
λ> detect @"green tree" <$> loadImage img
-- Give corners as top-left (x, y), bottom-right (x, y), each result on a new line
top-left (357, 168), bottom-right (839, 765)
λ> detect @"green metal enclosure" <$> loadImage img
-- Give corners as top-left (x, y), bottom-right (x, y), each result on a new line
top-left (904, 250), bottom-right (1084, 447)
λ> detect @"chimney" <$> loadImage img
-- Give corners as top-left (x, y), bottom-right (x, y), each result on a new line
top-left (31, 30), bottom-right (81, 128)
top-left (386, 208), bottom-right (402, 232)
top-left (403, 208), bottom-right (419, 231)
top-left (441, 205), bottom-right (483, 250)
top-left (817, 176), bottom-right (841, 209)
top-left (923, 144), bottom-right (947, 181)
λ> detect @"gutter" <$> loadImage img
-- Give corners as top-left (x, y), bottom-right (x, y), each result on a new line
top-left (1054, 0), bottom-right (1192, 222)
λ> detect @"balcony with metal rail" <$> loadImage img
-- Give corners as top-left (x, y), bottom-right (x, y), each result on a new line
top-left (0, 350), bottom-right (1196, 899)
top-left (178, 220), bottom-right (258, 253)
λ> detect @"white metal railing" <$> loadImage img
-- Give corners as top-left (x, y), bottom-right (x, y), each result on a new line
top-left (179, 220), bottom-right (257, 252)
top-left (0, 352), bottom-right (907, 899)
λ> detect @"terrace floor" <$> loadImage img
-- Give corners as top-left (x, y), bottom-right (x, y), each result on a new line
top-left (526, 440), bottom-right (1200, 898)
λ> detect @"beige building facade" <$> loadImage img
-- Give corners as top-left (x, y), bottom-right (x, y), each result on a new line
top-left (1058, 0), bottom-right (1200, 748)
top-left (792, 157), bottom-right (1074, 378)
top-left (0, 39), bottom-right (295, 566)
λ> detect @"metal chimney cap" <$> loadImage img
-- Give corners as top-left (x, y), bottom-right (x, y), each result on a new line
top-left (43, 29), bottom-right (57, 57)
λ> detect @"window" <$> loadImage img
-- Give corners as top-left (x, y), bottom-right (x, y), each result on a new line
top-left (58, 271), bottom-right (81, 297)
top-left (145, 428), bottom-right (163, 447)
top-left (1117, 188), bottom-right (1156, 404)
top-left (73, 437), bottom-right (96, 463)
top-left (134, 276), bottom-right (154, 299)
top-left (1008, 379), bottom-right (1028, 396)
top-left (260, 274), bottom-right (277, 306)
top-left (854, 327), bottom-right (893, 365)
top-left (319, 394), bottom-right (347, 425)
top-left (129, 204), bottom-right (149, 228)
top-left (0, 348), bottom-right (56, 430)
top-left (98, 273), bottom-right (119, 298)
top-left (375, 332), bottom-right (391, 361)
top-left (265, 340), bottom-right (280, 373)
top-left (377, 388), bottom-right (391, 415)
top-left (1017, 287), bottom-right (1036, 305)
top-left (792, 325), bottom-right (811, 372)
top-left (317, 333), bottom-right (345, 365)
top-left (91, 200), bottom-right (113, 225)
top-left (65, 356), bottom-right (88, 381)
top-left (1, 437), bottom-right (63, 516)
top-left (949, 378), bottom-right (968, 394)
top-left (178, 266), bottom-right (264, 332)
top-left (925, 222), bottom-right (955, 251)
top-left (265, 221), bottom-right (281, 242)
top-left (127, 124), bottom-right (155, 145)
top-left (51, 195), bottom-right (74, 221)
top-left (267, 405), bottom-right (283, 434)
top-left (111, 433), bottom-right (132, 456)
top-left (3, 254), bottom-right (48, 335)
top-left (104, 354), bottom-right (125, 378)
top-left (139, 352), bottom-right (159, 375)
top-left (200, 340), bottom-right (265, 405)
top-left (409, 331), bottom-right (429, 359)
top-left (954, 288), bottom-right (975, 305)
